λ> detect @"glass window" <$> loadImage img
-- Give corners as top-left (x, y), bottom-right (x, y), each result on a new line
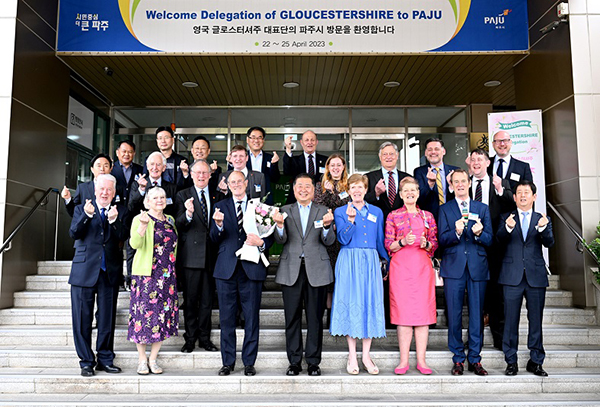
top-left (231, 108), bottom-right (349, 128)
top-left (407, 107), bottom-right (466, 127)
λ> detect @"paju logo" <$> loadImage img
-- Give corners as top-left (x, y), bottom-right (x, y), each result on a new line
top-left (484, 9), bottom-right (511, 29)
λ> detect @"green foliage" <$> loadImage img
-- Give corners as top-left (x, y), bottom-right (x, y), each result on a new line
top-left (584, 222), bottom-right (600, 284)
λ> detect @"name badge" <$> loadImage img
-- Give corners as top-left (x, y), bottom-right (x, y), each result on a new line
top-left (468, 213), bottom-right (479, 221)
top-left (115, 195), bottom-right (121, 203)
top-left (254, 184), bottom-right (262, 192)
top-left (266, 161), bottom-right (271, 168)
top-left (314, 220), bottom-right (323, 229)
top-left (166, 198), bottom-right (173, 205)
top-left (367, 213), bottom-right (378, 223)
top-left (319, 167), bottom-right (326, 174)
top-left (510, 173), bottom-right (521, 182)
top-left (339, 191), bottom-right (349, 199)
top-left (166, 162), bottom-right (174, 170)
top-left (134, 174), bottom-right (141, 181)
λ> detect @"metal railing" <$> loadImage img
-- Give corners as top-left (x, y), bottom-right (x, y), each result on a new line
top-left (0, 188), bottom-right (61, 260)
top-left (547, 201), bottom-right (599, 264)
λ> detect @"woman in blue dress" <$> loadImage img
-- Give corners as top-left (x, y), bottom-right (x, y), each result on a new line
top-left (331, 173), bottom-right (389, 375)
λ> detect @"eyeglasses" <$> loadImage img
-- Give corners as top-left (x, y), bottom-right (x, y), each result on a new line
top-left (192, 170), bottom-right (210, 176)
top-left (381, 152), bottom-right (397, 158)
top-left (493, 139), bottom-right (511, 144)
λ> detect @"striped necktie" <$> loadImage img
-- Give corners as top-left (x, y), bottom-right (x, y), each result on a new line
top-left (475, 179), bottom-right (483, 202)
top-left (435, 168), bottom-right (445, 205)
top-left (308, 154), bottom-right (315, 176)
top-left (236, 201), bottom-right (244, 235)
top-left (388, 171), bottom-right (396, 207)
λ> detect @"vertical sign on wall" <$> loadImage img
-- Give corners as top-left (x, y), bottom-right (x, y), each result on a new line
top-left (67, 96), bottom-right (94, 150)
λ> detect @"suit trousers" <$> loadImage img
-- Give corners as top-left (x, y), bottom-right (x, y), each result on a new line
top-left (182, 266), bottom-right (215, 345)
top-left (502, 275), bottom-right (546, 365)
top-left (70, 271), bottom-right (119, 368)
top-left (281, 262), bottom-right (327, 366)
top-left (215, 263), bottom-right (263, 367)
top-left (444, 267), bottom-right (487, 364)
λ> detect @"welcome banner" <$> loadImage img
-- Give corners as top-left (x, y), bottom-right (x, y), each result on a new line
top-left (57, 0), bottom-right (528, 54)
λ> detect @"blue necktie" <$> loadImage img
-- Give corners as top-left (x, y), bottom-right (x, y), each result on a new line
top-left (100, 208), bottom-right (107, 271)
top-left (521, 211), bottom-right (529, 241)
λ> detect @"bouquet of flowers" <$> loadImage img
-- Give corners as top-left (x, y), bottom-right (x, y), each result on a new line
top-left (235, 197), bottom-right (287, 266)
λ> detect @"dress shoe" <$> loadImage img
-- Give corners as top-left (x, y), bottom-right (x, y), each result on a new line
top-left (416, 364), bottom-right (432, 375)
top-left (505, 363), bottom-right (519, 376)
top-left (80, 366), bottom-right (94, 377)
top-left (346, 360), bottom-right (359, 375)
top-left (181, 342), bottom-right (195, 353)
top-left (362, 360), bottom-right (379, 375)
top-left (451, 362), bottom-right (464, 376)
top-left (286, 364), bottom-right (302, 376)
top-left (244, 365), bottom-right (256, 376)
top-left (218, 365), bottom-right (234, 376)
top-left (198, 340), bottom-right (218, 352)
top-left (526, 360), bottom-right (548, 377)
top-left (467, 362), bottom-right (488, 376)
top-left (394, 365), bottom-right (409, 375)
top-left (95, 363), bottom-right (122, 374)
top-left (307, 364), bottom-right (321, 376)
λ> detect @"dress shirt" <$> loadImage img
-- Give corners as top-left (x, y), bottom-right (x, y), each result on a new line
top-left (120, 162), bottom-right (132, 184)
top-left (493, 155), bottom-right (512, 179)
top-left (506, 208), bottom-right (547, 233)
top-left (249, 150), bottom-right (263, 173)
top-left (87, 202), bottom-right (116, 224)
top-left (381, 168), bottom-right (399, 199)
top-left (304, 152), bottom-right (316, 174)
top-left (216, 196), bottom-right (247, 232)
top-left (471, 175), bottom-right (491, 205)
top-left (276, 202), bottom-right (329, 239)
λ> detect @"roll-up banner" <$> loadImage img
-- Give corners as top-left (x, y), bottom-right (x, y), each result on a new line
top-left (57, 0), bottom-right (528, 54)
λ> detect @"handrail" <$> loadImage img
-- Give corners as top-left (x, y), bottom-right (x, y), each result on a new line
top-left (0, 187), bottom-right (60, 256)
top-left (547, 201), bottom-right (599, 264)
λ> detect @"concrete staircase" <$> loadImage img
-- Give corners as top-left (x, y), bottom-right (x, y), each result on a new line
top-left (0, 260), bottom-right (599, 406)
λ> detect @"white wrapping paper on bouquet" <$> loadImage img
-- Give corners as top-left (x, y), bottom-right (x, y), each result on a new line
top-left (235, 198), bottom-right (287, 267)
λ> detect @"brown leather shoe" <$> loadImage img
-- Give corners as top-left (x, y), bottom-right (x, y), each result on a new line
top-left (467, 362), bottom-right (488, 376)
top-left (451, 362), bottom-right (464, 375)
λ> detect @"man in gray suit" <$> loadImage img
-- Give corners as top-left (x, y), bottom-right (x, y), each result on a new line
top-left (273, 173), bottom-right (335, 376)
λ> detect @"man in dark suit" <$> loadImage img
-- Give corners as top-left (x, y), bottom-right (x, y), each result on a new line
top-left (364, 141), bottom-right (410, 221)
top-left (149, 126), bottom-right (190, 190)
top-left (488, 130), bottom-right (533, 192)
top-left (61, 153), bottom-right (116, 217)
top-left (283, 130), bottom-right (328, 203)
top-left (273, 174), bottom-right (335, 376)
top-left (217, 145), bottom-right (267, 202)
top-left (414, 138), bottom-right (461, 221)
top-left (209, 170), bottom-right (274, 376)
top-left (497, 180), bottom-right (554, 377)
top-left (176, 159), bottom-right (219, 354)
top-left (129, 152), bottom-right (178, 218)
top-left (191, 135), bottom-right (221, 191)
top-left (468, 148), bottom-right (514, 349)
top-left (438, 169), bottom-right (493, 376)
top-left (68, 174), bottom-right (127, 377)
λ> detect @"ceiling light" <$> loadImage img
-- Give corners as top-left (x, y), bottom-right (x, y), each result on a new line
top-left (182, 81), bottom-right (199, 88)
top-left (283, 82), bottom-right (299, 88)
top-left (215, 135), bottom-right (225, 139)
top-left (484, 80), bottom-right (501, 87)
top-left (384, 81), bottom-right (400, 88)
top-left (283, 117), bottom-right (296, 122)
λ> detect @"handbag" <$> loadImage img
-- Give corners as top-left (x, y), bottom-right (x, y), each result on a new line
top-left (432, 258), bottom-right (444, 287)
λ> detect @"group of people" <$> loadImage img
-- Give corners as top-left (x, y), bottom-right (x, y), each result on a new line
top-left (65, 126), bottom-right (554, 379)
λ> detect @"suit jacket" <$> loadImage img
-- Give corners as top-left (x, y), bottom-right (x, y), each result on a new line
top-left (68, 202), bottom-right (128, 287)
top-left (364, 168), bottom-right (410, 221)
top-left (469, 175), bottom-right (514, 232)
top-left (111, 162), bottom-right (144, 210)
top-left (438, 199), bottom-right (493, 281)
top-left (65, 181), bottom-right (124, 218)
top-left (274, 203), bottom-right (336, 287)
top-left (245, 151), bottom-right (280, 204)
top-left (488, 155), bottom-right (533, 192)
top-left (218, 170), bottom-right (267, 201)
top-left (209, 197), bottom-right (274, 281)
top-left (128, 178), bottom-right (178, 218)
top-left (175, 185), bottom-right (218, 269)
top-left (497, 211), bottom-right (554, 287)
top-left (143, 151), bottom-right (190, 190)
top-left (414, 163), bottom-right (461, 221)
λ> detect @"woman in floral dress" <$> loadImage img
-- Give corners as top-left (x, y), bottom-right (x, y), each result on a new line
top-left (128, 187), bottom-right (178, 375)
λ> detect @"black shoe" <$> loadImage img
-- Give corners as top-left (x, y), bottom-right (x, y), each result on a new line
top-left (307, 364), bottom-right (321, 376)
top-left (95, 363), bottom-right (122, 374)
top-left (526, 360), bottom-right (548, 377)
top-left (181, 342), bottom-right (195, 353)
top-left (244, 365), bottom-right (256, 376)
top-left (467, 362), bottom-right (488, 376)
top-left (81, 366), bottom-right (94, 377)
top-left (199, 339), bottom-right (218, 352)
top-left (451, 362), bottom-right (464, 376)
top-left (286, 364), bottom-right (302, 376)
top-left (505, 363), bottom-right (519, 376)
top-left (218, 365), bottom-right (234, 376)
top-left (492, 334), bottom-right (503, 350)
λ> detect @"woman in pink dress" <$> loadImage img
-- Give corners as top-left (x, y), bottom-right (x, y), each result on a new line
top-left (385, 177), bottom-right (438, 375)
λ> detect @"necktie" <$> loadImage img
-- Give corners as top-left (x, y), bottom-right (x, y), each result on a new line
top-left (522, 211), bottom-right (529, 241)
top-left (308, 154), bottom-right (315, 176)
top-left (475, 179), bottom-right (483, 202)
top-left (236, 201), bottom-right (244, 235)
top-left (100, 208), bottom-right (107, 271)
top-left (435, 168), bottom-right (445, 205)
top-left (152, 181), bottom-right (158, 188)
top-left (388, 171), bottom-right (396, 207)
top-left (100, 207), bottom-right (107, 223)
top-left (461, 200), bottom-right (469, 221)
top-left (199, 189), bottom-right (208, 224)
top-left (496, 158), bottom-right (505, 178)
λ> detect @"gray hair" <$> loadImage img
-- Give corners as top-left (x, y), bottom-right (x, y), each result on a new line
top-left (144, 186), bottom-right (166, 210)
top-left (146, 151), bottom-right (167, 167)
top-left (379, 142), bottom-right (399, 153)
top-left (190, 159), bottom-right (210, 173)
top-left (95, 173), bottom-right (117, 190)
